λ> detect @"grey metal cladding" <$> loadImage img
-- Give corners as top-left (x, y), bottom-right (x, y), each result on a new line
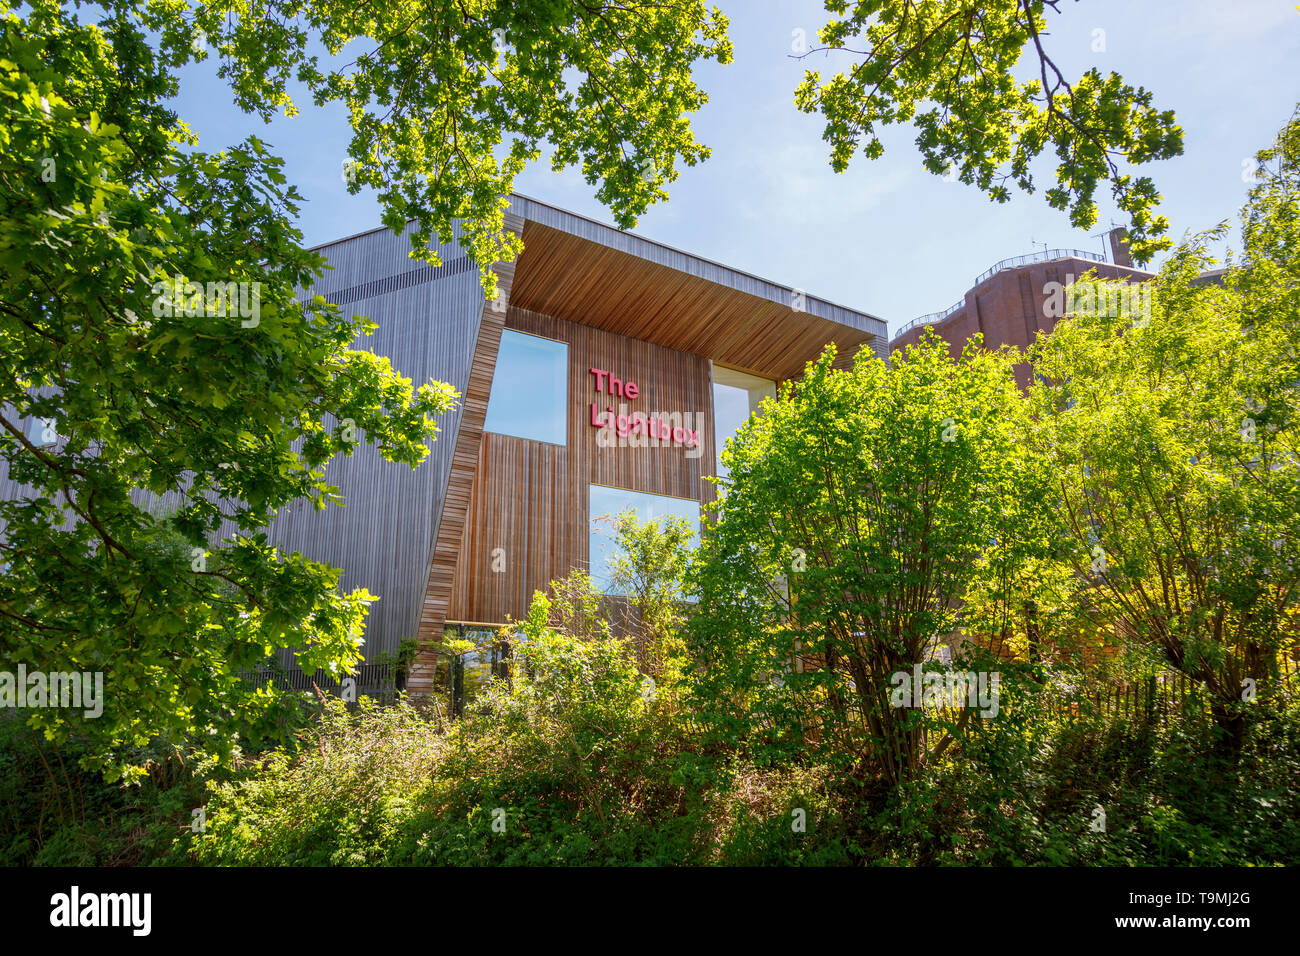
top-left (269, 224), bottom-right (486, 660)
top-left (0, 223), bottom-right (486, 665)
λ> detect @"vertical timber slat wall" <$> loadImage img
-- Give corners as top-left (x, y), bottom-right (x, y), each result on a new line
top-left (442, 305), bottom-right (717, 631)
top-left (266, 224), bottom-right (488, 663)
top-left (407, 214), bottom-right (523, 695)
top-left (0, 224), bottom-right (489, 669)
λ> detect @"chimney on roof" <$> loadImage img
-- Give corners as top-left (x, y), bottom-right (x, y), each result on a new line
top-left (1108, 226), bottom-right (1132, 268)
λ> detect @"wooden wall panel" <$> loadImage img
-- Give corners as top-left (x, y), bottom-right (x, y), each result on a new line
top-left (0, 223), bottom-right (488, 669)
top-left (509, 221), bottom-right (882, 382)
top-left (508, 195), bottom-right (886, 335)
top-left (445, 306), bottom-right (717, 627)
top-left (407, 216), bottom-right (522, 694)
top-left (267, 223), bottom-right (488, 661)
top-left (268, 233), bottom-right (486, 661)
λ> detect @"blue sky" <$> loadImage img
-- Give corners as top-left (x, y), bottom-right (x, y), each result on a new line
top-left (171, 0), bottom-right (1300, 337)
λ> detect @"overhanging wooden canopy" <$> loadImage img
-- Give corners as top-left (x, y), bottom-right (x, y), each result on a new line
top-left (507, 195), bottom-right (887, 382)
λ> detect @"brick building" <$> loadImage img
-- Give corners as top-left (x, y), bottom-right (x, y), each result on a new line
top-left (888, 228), bottom-right (1153, 387)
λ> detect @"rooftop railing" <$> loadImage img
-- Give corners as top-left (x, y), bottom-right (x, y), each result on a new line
top-left (895, 298), bottom-right (966, 338)
top-left (894, 247), bottom-right (1109, 340)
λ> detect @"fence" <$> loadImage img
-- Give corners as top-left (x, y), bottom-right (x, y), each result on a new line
top-left (895, 297), bottom-right (967, 339)
top-left (241, 663), bottom-right (398, 696)
top-left (1049, 658), bottom-right (1298, 725)
top-left (1050, 673), bottom-right (1206, 725)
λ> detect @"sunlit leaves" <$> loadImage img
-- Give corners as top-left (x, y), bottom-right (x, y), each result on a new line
top-left (0, 6), bottom-right (452, 777)
top-left (126, 0), bottom-right (733, 295)
top-left (795, 0), bottom-right (1182, 263)
top-left (687, 336), bottom-right (1029, 782)
top-left (1028, 114), bottom-right (1300, 735)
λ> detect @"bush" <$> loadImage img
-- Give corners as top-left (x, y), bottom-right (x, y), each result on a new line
top-left (861, 674), bottom-right (1300, 866)
top-left (185, 594), bottom-right (860, 865)
top-left (0, 713), bottom-right (207, 866)
top-left (190, 695), bottom-right (445, 866)
top-left (20, 588), bottom-right (1293, 867)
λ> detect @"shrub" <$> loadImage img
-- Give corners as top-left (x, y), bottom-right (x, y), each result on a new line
top-left (0, 713), bottom-right (207, 866)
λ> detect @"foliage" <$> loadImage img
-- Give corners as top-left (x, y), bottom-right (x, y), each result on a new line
top-left (393, 636), bottom-right (419, 676)
top-left (189, 694), bottom-right (447, 866)
top-left (794, 0), bottom-right (1184, 263)
top-left (1, 0), bottom-right (732, 778)
top-left (870, 668), bottom-right (1300, 866)
top-left (0, 711), bottom-right (219, 866)
top-left (15, 605), bottom-right (1298, 866)
top-left (372, 636), bottom-right (420, 693)
top-left (0, 3), bottom-right (458, 778)
top-left (185, 593), bottom-right (854, 865)
top-left (1028, 108), bottom-right (1300, 751)
top-left (130, 0), bottom-right (733, 293)
top-left (7, 2), bottom-right (1298, 867)
top-left (687, 337), bottom-right (1030, 786)
top-left (608, 507), bottom-right (696, 676)
top-left (543, 569), bottom-right (614, 645)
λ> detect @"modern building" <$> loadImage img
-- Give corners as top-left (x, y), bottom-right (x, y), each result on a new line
top-left (888, 228), bottom-right (1153, 386)
top-left (272, 194), bottom-right (887, 699)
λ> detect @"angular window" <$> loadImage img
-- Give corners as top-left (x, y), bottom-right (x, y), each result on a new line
top-left (435, 624), bottom-right (515, 718)
top-left (712, 365), bottom-right (776, 482)
top-left (588, 484), bottom-right (700, 595)
top-left (484, 329), bottom-right (567, 445)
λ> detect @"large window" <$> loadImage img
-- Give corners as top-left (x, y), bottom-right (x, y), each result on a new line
top-left (712, 365), bottom-right (776, 482)
top-left (483, 329), bottom-right (567, 445)
top-left (588, 484), bottom-right (700, 594)
top-left (434, 624), bottom-right (514, 718)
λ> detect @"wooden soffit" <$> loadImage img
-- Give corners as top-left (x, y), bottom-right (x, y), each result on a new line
top-left (507, 196), bottom-right (886, 382)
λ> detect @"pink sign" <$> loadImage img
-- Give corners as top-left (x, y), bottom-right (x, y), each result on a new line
top-left (587, 367), bottom-right (699, 449)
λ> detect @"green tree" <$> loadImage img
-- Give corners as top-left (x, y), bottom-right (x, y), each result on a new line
top-left (687, 338), bottom-right (1031, 788)
top-left (956, 407), bottom-right (1076, 672)
top-left (0, 9), bottom-right (454, 777)
top-left (1029, 109), bottom-right (1300, 751)
top-left (543, 569), bottom-right (614, 646)
top-left (794, 0), bottom-right (1184, 263)
top-left (141, 0), bottom-right (732, 291)
top-left (0, 0), bottom-right (730, 777)
top-left (609, 508), bottom-right (695, 677)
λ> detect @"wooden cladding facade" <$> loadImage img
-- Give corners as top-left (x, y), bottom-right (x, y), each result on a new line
top-left (443, 305), bottom-right (718, 628)
top-left (407, 215), bottom-right (521, 695)
top-left (0, 192), bottom-right (887, 695)
top-left (136, 193), bottom-right (881, 687)
top-left (510, 219), bottom-right (879, 382)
